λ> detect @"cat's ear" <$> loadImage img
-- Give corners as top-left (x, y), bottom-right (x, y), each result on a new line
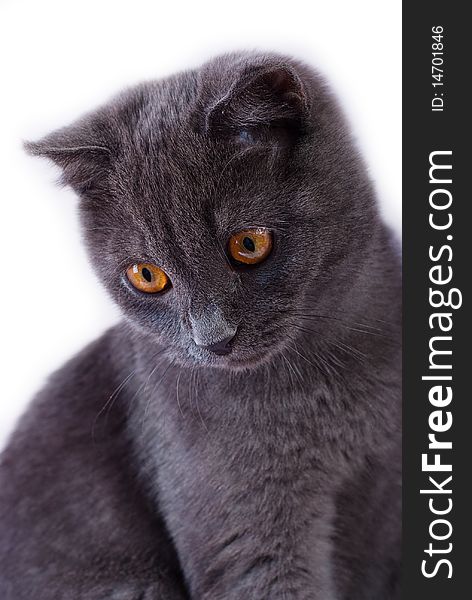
top-left (200, 55), bottom-right (310, 143)
top-left (24, 112), bottom-right (113, 193)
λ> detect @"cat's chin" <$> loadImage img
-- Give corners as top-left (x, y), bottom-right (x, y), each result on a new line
top-left (183, 345), bottom-right (273, 372)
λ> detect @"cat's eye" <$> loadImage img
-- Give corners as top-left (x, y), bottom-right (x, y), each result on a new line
top-left (228, 228), bottom-right (273, 265)
top-left (126, 263), bottom-right (170, 294)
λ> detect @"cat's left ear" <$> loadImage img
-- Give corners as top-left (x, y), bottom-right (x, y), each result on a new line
top-left (199, 55), bottom-right (311, 143)
top-left (24, 111), bottom-right (113, 194)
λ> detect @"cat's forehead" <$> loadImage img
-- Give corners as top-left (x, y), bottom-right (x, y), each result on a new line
top-left (119, 144), bottom-right (281, 237)
top-left (115, 90), bottom-right (284, 229)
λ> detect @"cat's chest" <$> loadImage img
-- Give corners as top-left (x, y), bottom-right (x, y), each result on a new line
top-left (137, 369), bottom-right (334, 488)
top-left (133, 361), bottom-right (392, 500)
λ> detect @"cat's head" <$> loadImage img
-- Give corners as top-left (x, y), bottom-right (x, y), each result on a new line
top-left (27, 52), bottom-right (377, 370)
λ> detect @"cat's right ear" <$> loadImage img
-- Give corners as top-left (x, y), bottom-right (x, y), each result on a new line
top-left (196, 53), bottom-right (312, 145)
top-left (24, 113), bottom-right (113, 194)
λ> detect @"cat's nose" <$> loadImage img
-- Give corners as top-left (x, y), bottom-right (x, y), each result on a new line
top-left (189, 304), bottom-right (237, 355)
top-left (198, 332), bottom-right (236, 356)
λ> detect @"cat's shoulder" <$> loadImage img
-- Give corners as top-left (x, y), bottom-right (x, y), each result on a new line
top-left (2, 324), bottom-right (131, 458)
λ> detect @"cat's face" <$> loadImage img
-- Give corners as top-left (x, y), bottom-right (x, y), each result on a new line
top-left (28, 53), bottom-right (376, 370)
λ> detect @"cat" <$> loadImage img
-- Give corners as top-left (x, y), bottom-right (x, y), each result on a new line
top-left (0, 52), bottom-right (401, 600)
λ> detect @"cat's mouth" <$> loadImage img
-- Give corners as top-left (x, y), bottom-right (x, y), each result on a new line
top-left (180, 318), bottom-right (290, 370)
top-left (185, 338), bottom-right (275, 371)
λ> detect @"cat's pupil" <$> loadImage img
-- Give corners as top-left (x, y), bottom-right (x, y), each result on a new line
top-left (141, 267), bottom-right (153, 282)
top-left (243, 237), bottom-right (255, 252)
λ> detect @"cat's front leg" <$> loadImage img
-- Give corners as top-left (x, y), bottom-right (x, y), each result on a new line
top-left (211, 527), bottom-right (336, 599)
top-left (197, 535), bottom-right (337, 599)
top-left (178, 490), bottom-right (339, 600)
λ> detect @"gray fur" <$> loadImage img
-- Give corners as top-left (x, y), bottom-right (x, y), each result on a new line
top-left (0, 52), bottom-right (401, 599)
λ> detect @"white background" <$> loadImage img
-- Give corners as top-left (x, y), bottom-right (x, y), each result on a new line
top-left (0, 0), bottom-right (401, 448)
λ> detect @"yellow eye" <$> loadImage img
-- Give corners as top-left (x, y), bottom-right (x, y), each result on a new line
top-left (228, 228), bottom-right (273, 265)
top-left (126, 263), bottom-right (170, 294)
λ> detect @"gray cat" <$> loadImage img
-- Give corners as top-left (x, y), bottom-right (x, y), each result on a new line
top-left (0, 52), bottom-right (401, 599)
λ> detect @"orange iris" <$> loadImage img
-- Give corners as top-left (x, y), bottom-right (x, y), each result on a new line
top-left (228, 228), bottom-right (273, 265)
top-left (126, 263), bottom-right (170, 293)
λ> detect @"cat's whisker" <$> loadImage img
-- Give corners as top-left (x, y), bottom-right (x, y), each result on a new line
top-left (291, 308), bottom-right (384, 329)
top-left (292, 311), bottom-right (387, 337)
top-left (194, 368), bottom-right (209, 434)
top-left (175, 369), bottom-right (185, 421)
top-left (138, 360), bottom-right (168, 433)
top-left (188, 366), bottom-right (198, 422)
top-left (280, 351), bottom-right (301, 389)
top-left (286, 346), bottom-right (305, 383)
top-left (92, 368), bottom-right (137, 441)
top-left (305, 316), bottom-right (383, 334)
top-left (286, 333), bottom-right (343, 381)
top-left (263, 363), bottom-right (271, 402)
top-left (92, 338), bottom-right (165, 441)
top-left (142, 350), bottom-right (167, 396)
top-left (298, 317), bottom-right (386, 340)
top-left (335, 339), bottom-right (368, 361)
top-left (272, 321), bottom-right (336, 377)
top-left (288, 322), bottom-right (365, 369)
top-left (141, 358), bottom-right (176, 432)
